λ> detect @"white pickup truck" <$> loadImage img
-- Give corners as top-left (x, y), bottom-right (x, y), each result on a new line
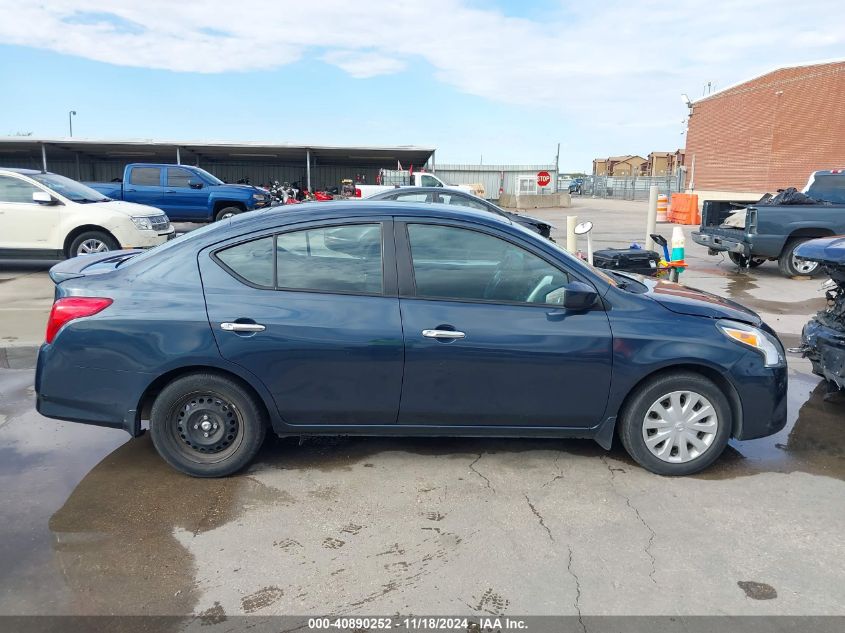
top-left (354, 170), bottom-right (481, 198)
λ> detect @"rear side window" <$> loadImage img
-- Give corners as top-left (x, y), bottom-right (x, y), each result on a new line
top-left (129, 167), bottom-right (161, 186)
top-left (276, 224), bottom-right (383, 294)
top-left (216, 236), bottom-right (274, 287)
top-left (0, 175), bottom-right (40, 203)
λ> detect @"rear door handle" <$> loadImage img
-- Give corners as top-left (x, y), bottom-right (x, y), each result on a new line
top-left (220, 322), bottom-right (266, 332)
top-left (422, 329), bottom-right (465, 339)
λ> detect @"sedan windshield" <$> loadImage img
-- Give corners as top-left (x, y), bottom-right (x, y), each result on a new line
top-left (30, 173), bottom-right (109, 203)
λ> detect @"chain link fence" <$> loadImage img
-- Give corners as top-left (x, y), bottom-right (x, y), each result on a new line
top-left (579, 173), bottom-right (684, 200)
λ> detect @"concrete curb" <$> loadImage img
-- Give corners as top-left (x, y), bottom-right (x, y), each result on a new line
top-left (0, 345), bottom-right (40, 370)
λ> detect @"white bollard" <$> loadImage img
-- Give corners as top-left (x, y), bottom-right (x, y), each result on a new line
top-left (645, 185), bottom-right (658, 251)
top-left (566, 215), bottom-right (577, 254)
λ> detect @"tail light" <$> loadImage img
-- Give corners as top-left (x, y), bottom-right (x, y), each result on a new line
top-left (45, 297), bottom-right (113, 344)
top-left (354, 187), bottom-right (362, 198)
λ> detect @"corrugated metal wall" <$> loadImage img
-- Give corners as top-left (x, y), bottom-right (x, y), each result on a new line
top-left (2, 155), bottom-right (381, 190)
top-left (435, 164), bottom-right (558, 199)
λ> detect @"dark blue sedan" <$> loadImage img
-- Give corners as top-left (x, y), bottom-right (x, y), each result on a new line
top-left (35, 202), bottom-right (787, 477)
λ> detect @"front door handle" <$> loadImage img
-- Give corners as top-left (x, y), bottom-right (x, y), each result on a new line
top-left (221, 322), bottom-right (266, 332)
top-left (422, 329), bottom-right (465, 339)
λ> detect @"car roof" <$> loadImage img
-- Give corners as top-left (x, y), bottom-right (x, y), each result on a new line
top-left (0, 167), bottom-right (44, 175)
top-left (369, 186), bottom-right (474, 195)
top-left (225, 200), bottom-right (513, 235)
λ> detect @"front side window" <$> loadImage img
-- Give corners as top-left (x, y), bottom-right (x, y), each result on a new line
top-left (393, 192), bottom-right (431, 203)
top-left (276, 224), bottom-right (383, 294)
top-left (420, 175), bottom-right (442, 187)
top-left (0, 175), bottom-right (40, 204)
top-left (167, 167), bottom-right (194, 188)
top-left (407, 224), bottom-right (568, 304)
top-left (216, 236), bottom-right (274, 287)
top-left (436, 192), bottom-right (490, 212)
top-left (129, 167), bottom-right (161, 186)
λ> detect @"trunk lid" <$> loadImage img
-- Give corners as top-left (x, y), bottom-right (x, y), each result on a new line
top-left (48, 250), bottom-right (142, 283)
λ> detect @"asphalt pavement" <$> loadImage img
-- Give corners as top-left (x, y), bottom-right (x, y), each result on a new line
top-left (1, 199), bottom-right (843, 624)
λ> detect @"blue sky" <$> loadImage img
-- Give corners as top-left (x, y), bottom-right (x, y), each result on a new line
top-left (1, 0), bottom-right (842, 171)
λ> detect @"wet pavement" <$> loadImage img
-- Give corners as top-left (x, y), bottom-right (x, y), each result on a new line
top-left (1, 201), bottom-right (844, 620)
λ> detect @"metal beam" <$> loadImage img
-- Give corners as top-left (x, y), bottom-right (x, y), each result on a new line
top-left (306, 149), bottom-right (311, 192)
top-left (176, 146), bottom-right (181, 165)
top-left (41, 144), bottom-right (47, 172)
top-left (76, 152), bottom-right (81, 181)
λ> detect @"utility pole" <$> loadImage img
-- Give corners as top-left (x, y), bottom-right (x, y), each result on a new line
top-left (554, 142), bottom-right (560, 192)
top-left (68, 110), bottom-right (77, 137)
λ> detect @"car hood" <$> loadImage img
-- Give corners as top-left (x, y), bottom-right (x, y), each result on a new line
top-left (795, 235), bottom-right (845, 286)
top-left (625, 274), bottom-right (762, 325)
top-left (96, 200), bottom-right (165, 217)
top-left (505, 211), bottom-right (552, 228)
top-left (215, 183), bottom-right (264, 195)
top-left (794, 235), bottom-right (845, 264)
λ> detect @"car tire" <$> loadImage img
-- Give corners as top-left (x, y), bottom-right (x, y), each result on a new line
top-left (728, 253), bottom-right (766, 268)
top-left (618, 371), bottom-right (732, 476)
top-left (67, 231), bottom-right (119, 258)
top-left (215, 206), bottom-right (242, 222)
top-left (778, 238), bottom-right (822, 277)
top-left (150, 373), bottom-right (267, 477)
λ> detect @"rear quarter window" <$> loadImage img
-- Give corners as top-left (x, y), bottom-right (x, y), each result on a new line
top-left (215, 236), bottom-right (275, 287)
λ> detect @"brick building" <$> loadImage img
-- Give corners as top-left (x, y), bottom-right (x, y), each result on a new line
top-left (684, 60), bottom-right (845, 200)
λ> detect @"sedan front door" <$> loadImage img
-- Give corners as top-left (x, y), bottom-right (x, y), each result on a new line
top-left (395, 220), bottom-right (613, 428)
top-left (199, 219), bottom-right (403, 426)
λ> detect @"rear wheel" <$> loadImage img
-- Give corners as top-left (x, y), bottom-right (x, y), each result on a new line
top-left (778, 238), bottom-right (821, 277)
top-left (618, 372), bottom-right (731, 476)
top-left (728, 253), bottom-right (765, 268)
top-left (150, 373), bottom-right (266, 477)
top-left (68, 231), bottom-right (119, 258)
top-left (215, 206), bottom-right (242, 222)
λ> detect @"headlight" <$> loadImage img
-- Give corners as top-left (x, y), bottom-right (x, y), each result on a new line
top-left (252, 193), bottom-right (266, 201)
top-left (717, 319), bottom-right (784, 367)
top-left (131, 216), bottom-right (153, 230)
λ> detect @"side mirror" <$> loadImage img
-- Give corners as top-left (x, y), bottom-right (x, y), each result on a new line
top-left (189, 181), bottom-right (204, 189)
top-left (546, 281), bottom-right (598, 311)
top-left (32, 191), bottom-right (55, 204)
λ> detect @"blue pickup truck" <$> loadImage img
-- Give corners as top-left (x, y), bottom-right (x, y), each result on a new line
top-left (86, 164), bottom-right (270, 222)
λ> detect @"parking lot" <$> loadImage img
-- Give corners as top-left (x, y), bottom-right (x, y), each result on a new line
top-left (1, 198), bottom-right (844, 621)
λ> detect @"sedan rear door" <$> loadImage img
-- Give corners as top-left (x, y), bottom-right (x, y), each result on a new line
top-left (199, 218), bottom-right (404, 426)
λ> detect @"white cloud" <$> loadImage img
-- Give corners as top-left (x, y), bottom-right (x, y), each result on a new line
top-left (1, 0), bottom-right (843, 142)
top-left (321, 50), bottom-right (406, 78)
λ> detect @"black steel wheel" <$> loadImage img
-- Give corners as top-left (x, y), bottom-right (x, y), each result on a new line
top-left (151, 373), bottom-right (266, 477)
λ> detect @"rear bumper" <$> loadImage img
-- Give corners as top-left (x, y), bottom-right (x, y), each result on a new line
top-left (691, 231), bottom-right (749, 256)
top-left (35, 343), bottom-right (145, 436)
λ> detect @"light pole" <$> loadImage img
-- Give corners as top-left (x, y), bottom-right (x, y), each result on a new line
top-left (68, 110), bottom-right (77, 137)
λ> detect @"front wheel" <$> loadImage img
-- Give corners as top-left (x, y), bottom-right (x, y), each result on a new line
top-left (215, 206), bottom-right (242, 222)
top-left (150, 373), bottom-right (267, 477)
top-left (68, 231), bottom-right (119, 258)
top-left (778, 238), bottom-right (821, 277)
top-left (618, 372), bottom-right (731, 476)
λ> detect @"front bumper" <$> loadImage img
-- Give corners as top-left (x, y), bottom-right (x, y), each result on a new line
top-left (802, 319), bottom-right (845, 388)
top-left (731, 349), bottom-right (788, 440)
top-left (691, 230), bottom-right (750, 256)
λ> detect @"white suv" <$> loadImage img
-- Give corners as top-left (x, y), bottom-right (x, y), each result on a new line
top-left (0, 168), bottom-right (174, 259)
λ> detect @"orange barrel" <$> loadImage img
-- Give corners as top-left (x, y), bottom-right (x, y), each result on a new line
top-left (656, 194), bottom-right (668, 222)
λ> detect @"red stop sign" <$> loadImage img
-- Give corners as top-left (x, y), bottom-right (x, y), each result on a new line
top-left (537, 171), bottom-right (551, 187)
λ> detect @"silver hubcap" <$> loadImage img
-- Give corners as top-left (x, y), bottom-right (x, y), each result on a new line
top-left (791, 254), bottom-right (818, 275)
top-left (221, 212), bottom-right (235, 219)
top-left (78, 239), bottom-right (109, 254)
top-left (642, 390), bottom-right (719, 463)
